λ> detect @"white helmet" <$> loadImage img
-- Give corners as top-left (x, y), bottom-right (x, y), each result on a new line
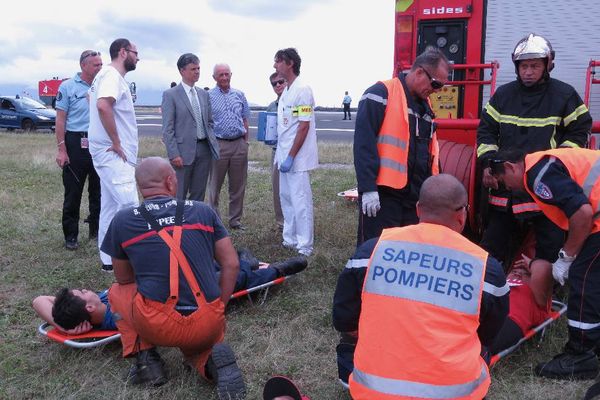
top-left (512, 33), bottom-right (555, 72)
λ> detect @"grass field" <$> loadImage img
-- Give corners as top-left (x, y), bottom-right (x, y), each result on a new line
top-left (0, 132), bottom-right (591, 399)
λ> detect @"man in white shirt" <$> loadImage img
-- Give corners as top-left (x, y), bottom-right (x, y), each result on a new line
top-left (88, 38), bottom-right (140, 272)
top-left (273, 48), bottom-right (318, 256)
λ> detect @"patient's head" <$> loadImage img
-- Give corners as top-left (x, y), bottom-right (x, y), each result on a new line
top-left (52, 288), bottom-right (101, 329)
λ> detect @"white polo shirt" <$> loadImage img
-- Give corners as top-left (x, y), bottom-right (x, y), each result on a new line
top-left (275, 77), bottom-right (318, 172)
top-left (88, 65), bottom-right (138, 163)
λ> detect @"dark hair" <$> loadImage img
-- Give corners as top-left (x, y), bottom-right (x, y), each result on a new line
top-left (269, 72), bottom-right (278, 81)
top-left (275, 48), bottom-right (301, 76)
top-left (411, 46), bottom-right (451, 72)
top-left (52, 288), bottom-right (91, 330)
top-left (177, 53), bottom-right (200, 71)
top-left (494, 148), bottom-right (527, 163)
top-left (109, 38), bottom-right (131, 60)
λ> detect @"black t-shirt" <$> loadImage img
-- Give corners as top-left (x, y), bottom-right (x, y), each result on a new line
top-left (101, 197), bottom-right (228, 309)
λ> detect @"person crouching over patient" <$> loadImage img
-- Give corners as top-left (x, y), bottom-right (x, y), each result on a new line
top-left (100, 157), bottom-right (246, 399)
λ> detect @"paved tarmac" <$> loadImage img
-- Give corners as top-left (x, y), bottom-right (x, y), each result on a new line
top-left (136, 109), bottom-right (356, 142)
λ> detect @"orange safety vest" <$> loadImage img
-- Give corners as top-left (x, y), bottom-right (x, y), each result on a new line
top-left (376, 78), bottom-right (440, 189)
top-left (349, 224), bottom-right (490, 400)
top-left (524, 148), bottom-right (600, 234)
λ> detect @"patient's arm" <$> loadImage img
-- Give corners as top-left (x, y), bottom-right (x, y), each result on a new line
top-left (32, 295), bottom-right (93, 334)
top-left (528, 259), bottom-right (554, 309)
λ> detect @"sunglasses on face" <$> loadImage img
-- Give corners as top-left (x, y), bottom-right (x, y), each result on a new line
top-left (271, 79), bottom-right (285, 87)
top-left (80, 51), bottom-right (100, 63)
top-left (420, 66), bottom-right (445, 90)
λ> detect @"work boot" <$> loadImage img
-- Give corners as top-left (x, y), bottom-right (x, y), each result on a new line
top-left (237, 248), bottom-right (260, 270)
top-left (206, 343), bottom-right (246, 400)
top-left (65, 238), bottom-right (78, 251)
top-left (271, 256), bottom-right (308, 277)
top-left (535, 346), bottom-right (599, 380)
top-left (127, 348), bottom-right (168, 386)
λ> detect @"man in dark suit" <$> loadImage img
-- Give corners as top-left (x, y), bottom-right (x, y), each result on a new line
top-left (162, 53), bottom-right (219, 201)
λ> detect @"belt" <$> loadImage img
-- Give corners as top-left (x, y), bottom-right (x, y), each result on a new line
top-left (217, 136), bottom-right (243, 141)
top-left (66, 130), bottom-right (87, 136)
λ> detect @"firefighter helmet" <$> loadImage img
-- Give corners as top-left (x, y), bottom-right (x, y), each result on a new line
top-left (512, 33), bottom-right (555, 72)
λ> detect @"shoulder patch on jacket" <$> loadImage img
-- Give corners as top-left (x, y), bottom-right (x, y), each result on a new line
top-left (534, 181), bottom-right (553, 200)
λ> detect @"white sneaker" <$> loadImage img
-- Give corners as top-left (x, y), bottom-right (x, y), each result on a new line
top-left (298, 248), bottom-right (312, 257)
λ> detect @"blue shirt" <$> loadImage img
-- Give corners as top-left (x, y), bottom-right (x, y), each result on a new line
top-left (97, 290), bottom-right (117, 330)
top-left (208, 87), bottom-right (250, 139)
top-left (55, 73), bottom-right (92, 132)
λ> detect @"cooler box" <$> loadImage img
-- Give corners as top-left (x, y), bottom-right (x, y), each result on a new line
top-left (257, 111), bottom-right (278, 145)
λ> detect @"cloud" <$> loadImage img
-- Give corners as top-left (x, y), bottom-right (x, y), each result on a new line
top-left (207, 0), bottom-right (327, 20)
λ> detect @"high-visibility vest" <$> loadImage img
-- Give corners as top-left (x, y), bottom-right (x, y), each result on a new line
top-left (376, 78), bottom-right (440, 189)
top-left (349, 223), bottom-right (490, 400)
top-left (524, 148), bottom-right (600, 234)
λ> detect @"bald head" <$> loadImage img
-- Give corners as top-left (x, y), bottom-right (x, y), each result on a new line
top-left (135, 157), bottom-right (177, 198)
top-left (417, 174), bottom-right (468, 231)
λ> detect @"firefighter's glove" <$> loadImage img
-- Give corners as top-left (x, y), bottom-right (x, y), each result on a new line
top-left (361, 191), bottom-right (380, 217)
top-left (280, 156), bottom-right (294, 173)
top-left (552, 258), bottom-right (573, 286)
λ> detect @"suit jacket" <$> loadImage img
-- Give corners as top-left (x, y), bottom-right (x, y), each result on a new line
top-left (162, 84), bottom-right (219, 164)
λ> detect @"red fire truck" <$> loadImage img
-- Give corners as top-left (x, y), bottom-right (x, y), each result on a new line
top-left (393, 0), bottom-right (600, 233)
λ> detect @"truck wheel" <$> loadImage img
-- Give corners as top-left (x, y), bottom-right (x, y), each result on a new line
top-left (21, 119), bottom-right (35, 132)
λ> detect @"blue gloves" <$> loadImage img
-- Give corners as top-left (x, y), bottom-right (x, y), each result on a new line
top-left (280, 155), bottom-right (294, 173)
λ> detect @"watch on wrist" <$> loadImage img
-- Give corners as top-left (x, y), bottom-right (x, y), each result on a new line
top-left (558, 249), bottom-right (576, 261)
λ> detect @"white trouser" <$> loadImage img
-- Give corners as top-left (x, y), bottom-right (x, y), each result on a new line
top-left (279, 170), bottom-right (314, 254)
top-left (92, 151), bottom-right (139, 265)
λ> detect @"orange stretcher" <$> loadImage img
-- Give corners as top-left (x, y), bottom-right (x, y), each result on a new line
top-left (490, 300), bottom-right (567, 366)
top-left (37, 263), bottom-right (297, 348)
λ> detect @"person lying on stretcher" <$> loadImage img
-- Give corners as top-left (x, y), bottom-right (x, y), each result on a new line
top-left (489, 254), bottom-right (553, 354)
top-left (32, 249), bottom-right (307, 334)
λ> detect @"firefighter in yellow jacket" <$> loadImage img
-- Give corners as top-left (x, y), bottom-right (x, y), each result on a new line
top-left (350, 174), bottom-right (508, 400)
top-left (490, 147), bottom-right (600, 380)
top-left (353, 47), bottom-right (449, 245)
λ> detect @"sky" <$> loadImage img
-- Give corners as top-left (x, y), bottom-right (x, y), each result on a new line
top-left (0, 1), bottom-right (394, 107)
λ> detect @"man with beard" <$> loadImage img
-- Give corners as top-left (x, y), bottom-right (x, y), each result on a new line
top-left (88, 38), bottom-right (140, 272)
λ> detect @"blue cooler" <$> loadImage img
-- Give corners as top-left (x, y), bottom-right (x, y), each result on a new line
top-left (257, 111), bottom-right (278, 145)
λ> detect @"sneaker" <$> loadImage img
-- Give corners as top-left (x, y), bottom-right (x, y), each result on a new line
top-left (127, 348), bottom-right (168, 387)
top-left (237, 248), bottom-right (260, 270)
top-left (230, 224), bottom-right (246, 231)
top-left (298, 248), bottom-right (312, 257)
top-left (282, 241), bottom-right (297, 250)
top-left (271, 256), bottom-right (308, 277)
top-left (206, 343), bottom-right (246, 400)
top-left (535, 350), bottom-right (599, 380)
top-left (101, 264), bottom-right (113, 273)
top-left (65, 239), bottom-right (79, 251)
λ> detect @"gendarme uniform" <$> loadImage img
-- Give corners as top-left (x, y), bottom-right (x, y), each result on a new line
top-left (275, 77), bottom-right (318, 256)
top-left (56, 73), bottom-right (100, 243)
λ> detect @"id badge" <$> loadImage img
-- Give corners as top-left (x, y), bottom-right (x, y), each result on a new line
top-left (81, 137), bottom-right (89, 149)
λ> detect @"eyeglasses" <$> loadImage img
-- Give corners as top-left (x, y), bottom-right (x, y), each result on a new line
top-left (125, 49), bottom-right (139, 57)
top-left (420, 66), bottom-right (445, 90)
top-left (271, 79), bottom-right (285, 87)
top-left (454, 203), bottom-right (470, 212)
top-left (80, 51), bottom-right (100, 63)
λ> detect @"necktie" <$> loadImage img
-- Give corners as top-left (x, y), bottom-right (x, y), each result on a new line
top-left (190, 88), bottom-right (206, 140)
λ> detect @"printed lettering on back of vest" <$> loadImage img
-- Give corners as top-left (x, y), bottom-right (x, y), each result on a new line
top-left (365, 240), bottom-right (483, 315)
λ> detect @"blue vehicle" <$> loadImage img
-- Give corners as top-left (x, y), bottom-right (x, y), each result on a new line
top-left (0, 96), bottom-right (56, 131)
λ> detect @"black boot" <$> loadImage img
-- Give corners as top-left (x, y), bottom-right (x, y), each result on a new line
top-left (535, 342), bottom-right (599, 380)
top-left (206, 343), bottom-right (246, 400)
top-left (271, 256), bottom-right (308, 277)
top-left (127, 348), bottom-right (168, 386)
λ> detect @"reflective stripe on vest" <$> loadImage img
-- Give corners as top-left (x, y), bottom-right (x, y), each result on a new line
top-left (376, 78), bottom-right (439, 189)
top-left (525, 149), bottom-right (600, 233)
top-left (365, 240), bottom-right (483, 315)
top-left (350, 225), bottom-right (490, 400)
top-left (488, 195), bottom-right (508, 207)
top-left (352, 365), bottom-right (488, 399)
top-left (512, 202), bottom-right (541, 214)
